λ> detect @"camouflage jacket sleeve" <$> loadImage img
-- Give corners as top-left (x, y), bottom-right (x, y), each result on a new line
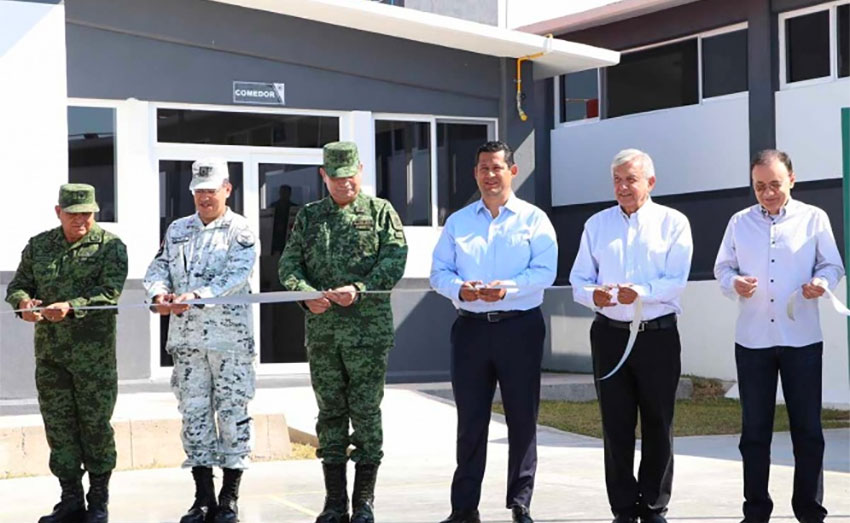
top-left (143, 227), bottom-right (174, 299)
top-left (67, 236), bottom-right (128, 319)
top-left (5, 241), bottom-right (36, 315)
top-left (194, 225), bottom-right (257, 299)
top-left (353, 201), bottom-right (408, 291)
top-left (278, 208), bottom-right (318, 292)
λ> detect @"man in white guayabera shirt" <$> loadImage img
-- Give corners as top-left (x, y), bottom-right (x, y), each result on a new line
top-left (714, 149), bottom-right (844, 523)
top-left (569, 149), bottom-right (693, 523)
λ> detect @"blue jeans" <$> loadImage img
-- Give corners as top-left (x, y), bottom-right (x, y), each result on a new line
top-left (735, 343), bottom-right (826, 523)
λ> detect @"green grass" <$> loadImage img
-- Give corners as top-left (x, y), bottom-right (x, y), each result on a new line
top-left (493, 376), bottom-right (850, 439)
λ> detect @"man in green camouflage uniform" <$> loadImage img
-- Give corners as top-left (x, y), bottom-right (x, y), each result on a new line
top-left (279, 141), bottom-right (407, 523)
top-left (6, 184), bottom-right (128, 523)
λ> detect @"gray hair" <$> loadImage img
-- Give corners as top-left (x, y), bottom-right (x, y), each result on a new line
top-left (610, 149), bottom-right (655, 179)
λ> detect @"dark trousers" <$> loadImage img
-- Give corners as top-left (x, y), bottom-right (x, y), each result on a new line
top-left (449, 308), bottom-right (545, 512)
top-left (735, 343), bottom-right (826, 523)
top-left (590, 320), bottom-right (681, 518)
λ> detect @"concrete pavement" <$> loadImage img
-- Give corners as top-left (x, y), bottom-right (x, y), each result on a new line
top-left (0, 385), bottom-right (848, 522)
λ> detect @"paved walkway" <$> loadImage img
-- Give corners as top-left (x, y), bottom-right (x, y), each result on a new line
top-left (0, 386), bottom-right (848, 522)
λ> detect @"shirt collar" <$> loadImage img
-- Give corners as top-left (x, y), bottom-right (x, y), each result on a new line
top-left (619, 196), bottom-right (654, 221)
top-left (475, 193), bottom-right (519, 217)
top-left (759, 197), bottom-right (795, 219)
top-left (193, 207), bottom-right (232, 229)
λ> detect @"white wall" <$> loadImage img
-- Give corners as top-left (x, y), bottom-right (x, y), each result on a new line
top-left (547, 281), bottom-right (850, 407)
top-left (775, 78), bottom-right (850, 182)
top-left (551, 96), bottom-right (751, 206)
top-left (0, 1), bottom-right (69, 271)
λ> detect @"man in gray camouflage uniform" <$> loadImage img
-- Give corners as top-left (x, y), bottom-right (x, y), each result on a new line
top-left (143, 158), bottom-right (257, 523)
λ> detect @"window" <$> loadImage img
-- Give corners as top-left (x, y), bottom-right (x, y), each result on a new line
top-left (68, 106), bottom-right (117, 222)
top-left (839, 4), bottom-right (849, 77)
top-left (157, 109), bottom-right (339, 147)
top-left (375, 120), bottom-right (432, 226)
top-left (781, 2), bottom-right (850, 85)
top-left (436, 122), bottom-right (489, 225)
top-left (607, 39), bottom-right (699, 118)
top-left (702, 29), bottom-right (749, 98)
top-left (560, 69), bottom-right (599, 123)
top-left (785, 10), bottom-right (831, 83)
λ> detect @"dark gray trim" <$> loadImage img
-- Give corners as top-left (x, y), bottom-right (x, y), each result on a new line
top-left (772, 0), bottom-right (834, 13)
top-left (748, 0), bottom-right (779, 153)
top-left (549, 179), bottom-right (844, 284)
top-left (17, 0), bottom-right (62, 4)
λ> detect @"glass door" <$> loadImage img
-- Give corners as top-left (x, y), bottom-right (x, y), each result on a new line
top-left (255, 160), bottom-right (325, 368)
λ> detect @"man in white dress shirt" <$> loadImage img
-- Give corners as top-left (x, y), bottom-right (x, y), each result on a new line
top-left (431, 141), bottom-right (558, 523)
top-left (714, 149), bottom-right (843, 523)
top-left (569, 149), bottom-right (693, 523)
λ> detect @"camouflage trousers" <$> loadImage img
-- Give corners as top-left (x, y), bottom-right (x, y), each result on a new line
top-left (35, 349), bottom-right (118, 480)
top-left (309, 344), bottom-right (390, 465)
top-left (170, 348), bottom-right (256, 469)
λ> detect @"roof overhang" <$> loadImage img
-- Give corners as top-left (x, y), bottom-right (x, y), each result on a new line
top-left (517, 0), bottom-right (701, 36)
top-left (209, 0), bottom-right (619, 79)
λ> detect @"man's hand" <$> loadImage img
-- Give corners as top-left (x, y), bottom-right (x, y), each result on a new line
top-left (734, 276), bottom-right (758, 299)
top-left (42, 302), bottom-right (72, 323)
top-left (152, 293), bottom-right (174, 315)
top-left (18, 298), bottom-right (43, 323)
top-left (325, 285), bottom-right (358, 308)
top-left (802, 277), bottom-right (828, 300)
top-left (592, 286), bottom-right (615, 308)
top-left (617, 284), bottom-right (639, 305)
top-left (170, 293), bottom-right (197, 315)
top-left (305, 297), bottom-right (332, 315)
top-left (477, 281), bottom-right (507, 303)
top-left (459, 281), bottom-right (482, 303)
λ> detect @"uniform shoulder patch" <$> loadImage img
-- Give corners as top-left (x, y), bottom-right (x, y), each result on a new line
top-left (236, 229), bottom-right (256, 248)
top-left (389, 212), bottom-right (403, 231)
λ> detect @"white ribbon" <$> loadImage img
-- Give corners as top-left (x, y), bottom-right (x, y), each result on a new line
top-left (4, 288), bottom-right (432, 314)
top-left (584, 285), bottom-right (643, 381)
top-left (786, 287), bottom-right (850, 320)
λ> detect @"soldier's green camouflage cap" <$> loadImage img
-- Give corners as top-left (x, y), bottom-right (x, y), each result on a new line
top-left (58, 183), bottom-right (100, 213)
top-left (323, 141), bottom-right (361, 178)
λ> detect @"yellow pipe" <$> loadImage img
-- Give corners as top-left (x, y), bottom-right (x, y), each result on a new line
top-left (516, 35), bottom-right (553, 122)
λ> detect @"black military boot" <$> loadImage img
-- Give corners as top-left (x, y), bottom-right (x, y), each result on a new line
top-left (315, 462), bottom-right (349, 523)
top-left (213, 468), bottom-right (242, 523)
top-left (180, 467), bottom-right (217, 523)
top-left (350, 463), bottom-right (377, 523)
top-left (39, 477), bottom-right (86, 523)
top-left (84, 472), bottom-right (110, 523)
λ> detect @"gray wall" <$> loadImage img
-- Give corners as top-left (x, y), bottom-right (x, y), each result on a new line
top-left (0, 276), bottom-right (151, 399)
top-left (405, 0), bottom-right (499, 26)
top-left (65, 0), bottom-right (501, 116)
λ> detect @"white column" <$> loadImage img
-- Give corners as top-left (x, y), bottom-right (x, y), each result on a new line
top-left (0, 1), bottom-right (68, 271)
top-left (340, 111), bottom-right (376, 196)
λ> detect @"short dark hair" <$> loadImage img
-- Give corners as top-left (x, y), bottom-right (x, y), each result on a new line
top-left (475, 141), bottom-right (515, 167)
top-left (751, 149), bottom-right (793, 173)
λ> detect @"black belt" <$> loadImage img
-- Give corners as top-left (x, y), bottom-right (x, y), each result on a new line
top-left (594, 312), bottom-right (677, 331)
top-left (458, 307), bottom-right (537, 323)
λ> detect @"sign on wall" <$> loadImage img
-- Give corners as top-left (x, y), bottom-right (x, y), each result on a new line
top-left (232, 81), bottom-right (285, 105)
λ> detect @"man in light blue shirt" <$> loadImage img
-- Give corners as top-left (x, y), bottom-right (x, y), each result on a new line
top-left (431, 141), bottom-right (557, 523)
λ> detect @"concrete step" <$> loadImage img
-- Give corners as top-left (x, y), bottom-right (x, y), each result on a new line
top-left (0, 390), bottom-right (297, 479)
top-left (421, 373), bottom-right (694, 403)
